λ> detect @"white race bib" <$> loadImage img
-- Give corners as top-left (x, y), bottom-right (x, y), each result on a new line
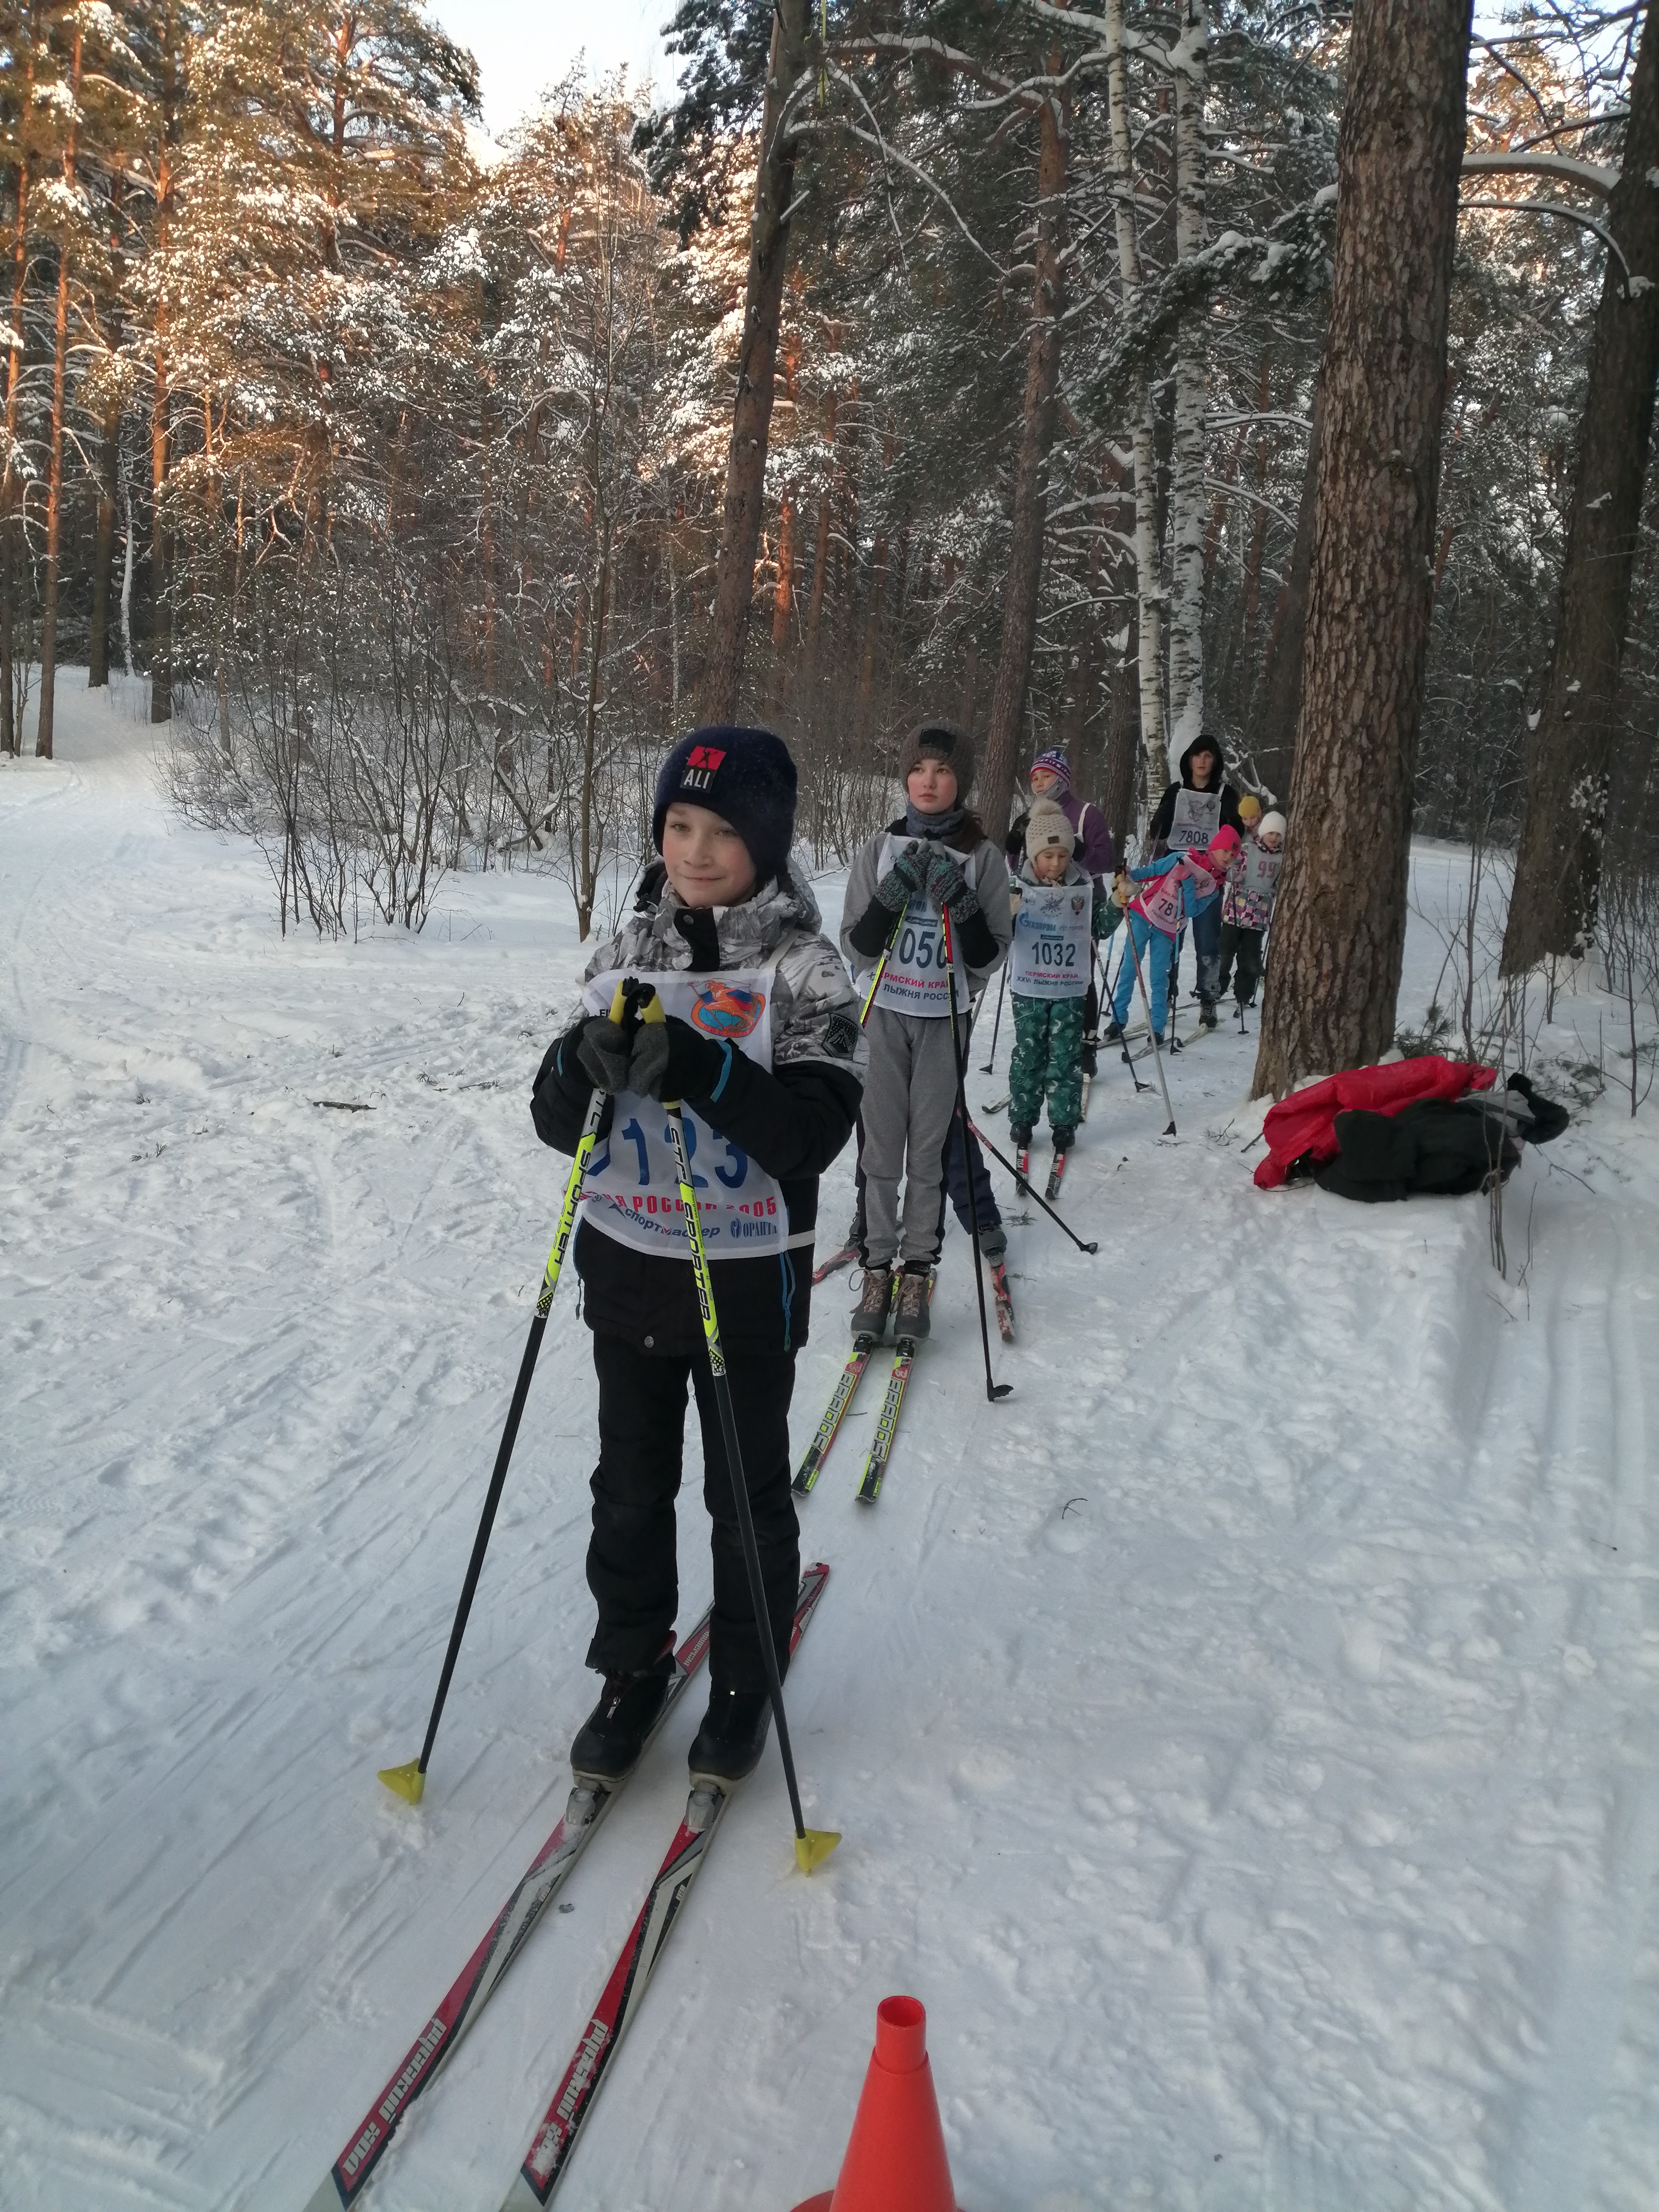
top-left (1242, 845), bottom-right (1283, 898)
top-left (873, 835), bottom-right (975, 1019)
top-left (577, 966), bottom-right (788, 1259)
top-left (1168, 787), bottom-right (1222, 851)
top-left (1011, 883), bottom-right (1092, 1000)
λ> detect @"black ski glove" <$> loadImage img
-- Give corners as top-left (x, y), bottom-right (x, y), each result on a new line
top-left (630, 1015), bottom-right (727, 1104)
top-left (874, 842), bottom-right (929, 911)
top-left (575, 1015), bottom-right (636, 1094)
top-left (532, 1021), bottom-right (614, 1147)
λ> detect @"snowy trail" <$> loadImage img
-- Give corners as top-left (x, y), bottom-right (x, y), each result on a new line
top-left (4, 689), bottom-right (1659, 2211)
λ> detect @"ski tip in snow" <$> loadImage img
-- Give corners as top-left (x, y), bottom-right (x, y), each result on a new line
top-left (794, 1826), bottom-right (842, 1874)
top-left (378, 1759), bottom-right (425, 1805)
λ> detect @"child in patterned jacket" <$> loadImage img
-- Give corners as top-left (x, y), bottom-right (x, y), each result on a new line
top-left (1007, 801), bottom-right (1119, 1174)
top-left (1217, 809), bottom-right (1285, 1009)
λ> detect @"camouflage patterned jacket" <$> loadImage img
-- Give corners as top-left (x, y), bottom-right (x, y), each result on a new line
top-left (532, 863), bottom-right (865, 1356)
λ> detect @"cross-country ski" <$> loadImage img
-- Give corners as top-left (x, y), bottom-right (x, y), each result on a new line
top-left (497, 1565), bottom-right (830, 2210)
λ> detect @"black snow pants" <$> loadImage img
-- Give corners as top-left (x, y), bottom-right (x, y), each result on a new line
top-left (585, 1333), bottom-right (800, 1694)
top-left (1217, 922), bottom-right (1262, 1007)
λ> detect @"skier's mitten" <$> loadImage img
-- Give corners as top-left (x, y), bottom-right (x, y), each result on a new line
top-left (925, 845), bottom-right (979, 921)
top-left (576, 1016), bottom-right (637, 1094)
top-left (533, 1023), bottom-right (615, 1145)
top-left (874, 843), bottom-right (929, 911)
top-left (630, 1015), bottom-right (727, 1105)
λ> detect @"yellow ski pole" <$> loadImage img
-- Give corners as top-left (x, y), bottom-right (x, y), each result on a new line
top-left (623, 979), bottom-right (839, 1874)
top-left (379, 984), bottom-right (632, 1805)
top-left (857, 906), bottom-right (906, 1026)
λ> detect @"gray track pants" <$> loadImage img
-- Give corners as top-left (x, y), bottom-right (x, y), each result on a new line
top-left (859, 1006), bottom-right (961, 1268)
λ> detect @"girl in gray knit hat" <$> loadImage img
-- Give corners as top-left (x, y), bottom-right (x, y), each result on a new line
top-left (838, 722), bottom-right (1013, 1344)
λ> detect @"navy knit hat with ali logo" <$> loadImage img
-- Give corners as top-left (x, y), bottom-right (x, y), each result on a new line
top-left (652, 725), bottom-right (798, 888)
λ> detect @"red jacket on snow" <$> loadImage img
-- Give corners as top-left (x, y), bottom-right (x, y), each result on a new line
top-left (1254, 1055), bottom-right (1496, 1189)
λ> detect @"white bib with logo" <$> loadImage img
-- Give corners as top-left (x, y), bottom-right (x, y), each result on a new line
top-left (1168, 787), bottom-right (1222, 852)
top-left (1242, 845), bottom-right (1283, 898)
top-left (872, 835), bottom-right (976, 1019)
top-left (577, 966), bottom-right (788, 1259)
top-left (1011, 882), bottom-right (1092, 1000)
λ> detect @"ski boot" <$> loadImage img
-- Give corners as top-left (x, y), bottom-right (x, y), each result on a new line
top-left (893, 1263), bottom-right (933, 1344)
top-left (571, 1646), bottom-right (676, 1783)
top-left (1199, 998), bottom-right (1218, 1030)
top-left (850, 1262), bottom-right (892, 1341)
top-left (1010, 1120), bottom-right (1033, 1195)
top-left (688, 1688), bottom-right (773, 1785)
top-left (1046, 1126), bottom-right (1074, 1202)
top-left (1102, 1018), bottom-right (1125, 1045)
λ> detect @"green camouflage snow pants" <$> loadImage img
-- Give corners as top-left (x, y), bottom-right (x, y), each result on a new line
top-left (1009, 991), bottom-right (1087, 1134)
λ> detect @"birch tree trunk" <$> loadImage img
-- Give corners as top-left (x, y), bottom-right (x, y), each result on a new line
top-left (149, 18), bottom-right (180, 726)
top-left (1103, 0), bottom-right (1168, 813)
top-left (702, 0), bottom-right (810, 723)
top-left (1166, 1), bottom-right (1209, 755)
top-left (1252, 0), bottom-right (1472, 1100)
top-left (1499, 0), bottom-right (1659, 976)
top-left (1, 20), bottom-right (35, 757)
top-left (979, 40), bottom-right (1069, 837)
top-left (37, 26), bottom-right (83, 762)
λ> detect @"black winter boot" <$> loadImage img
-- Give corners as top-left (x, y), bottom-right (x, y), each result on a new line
top-left (1050, 1124), bottom-right (1076, 1155)
top-left (1009, 1120), bottom-right (1034, 1148)
top-left (688, 1687), bottom-right (773, 1784)
top-left (571, 1647), bottom-right (675, 1782)
top-left (1102, 1019), bottom-right (1124, 1044)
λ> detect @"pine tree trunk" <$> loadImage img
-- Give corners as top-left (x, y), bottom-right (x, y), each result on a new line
top-left (1248, 374), bottom-right (1322, 802)
top-left (702, 0), bottom-right (810, 723)
top-left (1500, 0), bottom-right (1659, 975)
top-left (981, 54), bottom-right (1068, 838)
top-left (1252, 0), bottom-right (1472, 1101)
top-left (1166, 2), bottom-right (1210, 752)
top-left (88, 173), bottom-right (123, 692)
top-left (150, 358), bottom-right (171, 723)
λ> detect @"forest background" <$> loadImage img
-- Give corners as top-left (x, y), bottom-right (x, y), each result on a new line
top-left (2, 0), bottom-right (1655, 1095)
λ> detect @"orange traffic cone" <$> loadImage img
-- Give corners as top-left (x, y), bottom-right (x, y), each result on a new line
top-left (791, 1993), bottom-right (960, 2212)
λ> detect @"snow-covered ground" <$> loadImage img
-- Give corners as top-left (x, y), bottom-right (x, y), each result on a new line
top-left (5, 678), bottom-right (1659, 2212)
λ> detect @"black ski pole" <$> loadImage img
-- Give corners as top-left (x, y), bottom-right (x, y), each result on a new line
top-left (966, 1117), bottom-right (1100, 1254)
top-left (943, 915), bottom-right (1011, 1403)
top-left (380, 986), bottom-right (633, 1804)
top-left (626, 982), bottom-right (839, 1874)
top-left (1124, 921), bottom-right (1178, 1136)
top-left (979, 961), bottom-right (1008, 1074)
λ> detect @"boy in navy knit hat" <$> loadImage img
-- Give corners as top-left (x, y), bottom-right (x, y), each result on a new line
top-left (531, 726), bottom-right (865, 1787)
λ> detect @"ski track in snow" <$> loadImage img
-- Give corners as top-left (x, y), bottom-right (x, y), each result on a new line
top-left (3, 685), bottom-right (1658, 2211)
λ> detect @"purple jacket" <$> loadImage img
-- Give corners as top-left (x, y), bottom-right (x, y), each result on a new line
top-left (1006, 790), bottom-right (1115, 885)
